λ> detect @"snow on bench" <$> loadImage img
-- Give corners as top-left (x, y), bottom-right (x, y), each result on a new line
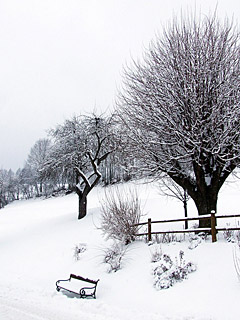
top-left (56, 274), bottom-right (99, 299)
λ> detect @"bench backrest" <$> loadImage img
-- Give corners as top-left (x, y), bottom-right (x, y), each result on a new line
top-left (70, 274), bottom-right (99, 285)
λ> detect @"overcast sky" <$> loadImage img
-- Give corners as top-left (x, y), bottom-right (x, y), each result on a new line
top-left (0, 0), bottom-right (239, 171)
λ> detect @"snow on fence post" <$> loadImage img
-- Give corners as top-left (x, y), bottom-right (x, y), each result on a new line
top-left (148, 218), bottom-right (152, 242)
top-left (211, 210), bottom-right (217, 243)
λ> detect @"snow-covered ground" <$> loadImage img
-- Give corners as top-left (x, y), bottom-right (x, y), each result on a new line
top-left (0, 178), bottom-right (240, 320)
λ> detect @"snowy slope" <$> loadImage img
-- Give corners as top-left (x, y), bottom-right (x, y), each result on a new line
top-left (0, 179), bottom-right (240, 320)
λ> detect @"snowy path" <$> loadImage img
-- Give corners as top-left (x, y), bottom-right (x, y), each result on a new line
top-left (0, 298), bottom-right (105, 320)
top-left (0, 291), bottom-right (114, 320)
top-left (0, 299), bottom-right (50, 320)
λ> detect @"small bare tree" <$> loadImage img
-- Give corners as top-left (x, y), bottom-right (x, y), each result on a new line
top-left (43, 114), bottom-right (116, 219)
top-left (159, 176), bottom-right (190, 229)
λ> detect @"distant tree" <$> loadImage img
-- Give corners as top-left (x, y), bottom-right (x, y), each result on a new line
top-left (6, 169), bottom-right (17, 202)
top-left (14, 168), bottom-right (22, 200)
top-left (0, 169), bottom-right (19, 207)
top-left (0, 169), bottom-right (8, 208)
top-left (26, 138), bottom-right (51, 196)
top-left (43, 114), bottom-right (116, 219)
top-left (17, 165), bottom-right (35, 199)
top-left (117, 14), bottom-right (240, 227)
top-left (100, 146), bottom-right (137, 184)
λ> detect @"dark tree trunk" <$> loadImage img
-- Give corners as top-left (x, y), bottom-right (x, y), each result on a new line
top-left (75, 187), bottom-right (89, 220)
top-left (39, 182), bottom-right (43, 195)
top-left (35, 183), bottom-right (40, 197)
top-left (168, 161), bottom-right (235, 229)
top-left (78, 192), bottom-right (87, 219)
top-left (192, 191), bottom-right (218, 228)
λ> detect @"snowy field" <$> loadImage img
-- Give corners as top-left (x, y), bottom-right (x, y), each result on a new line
top-left (0, 178), bottom-right (240, 320)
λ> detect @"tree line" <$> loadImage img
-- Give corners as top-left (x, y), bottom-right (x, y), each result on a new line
top-left (1, 13), bottom-right (240, 227)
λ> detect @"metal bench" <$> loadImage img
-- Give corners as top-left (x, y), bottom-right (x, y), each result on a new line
top-left (56, 274), bottom-right (99, 299)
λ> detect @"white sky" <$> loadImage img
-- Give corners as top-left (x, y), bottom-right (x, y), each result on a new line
top-left (0, 0), bottom-right (239, 171)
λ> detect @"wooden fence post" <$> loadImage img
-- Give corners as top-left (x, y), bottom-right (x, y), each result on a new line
top-left (148, 218), bottom-right (152, 242)
top-left (211, 210), bottom-right (217, 243)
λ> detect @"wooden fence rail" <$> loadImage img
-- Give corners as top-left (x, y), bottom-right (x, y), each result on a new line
top-left (134, 212), bottom-right (240, 243)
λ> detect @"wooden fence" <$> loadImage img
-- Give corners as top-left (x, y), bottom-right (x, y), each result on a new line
top-left (133, 212), bottom-right (240, 243)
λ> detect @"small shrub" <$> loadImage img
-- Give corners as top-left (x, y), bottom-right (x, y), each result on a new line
top-left (188, 234), bottom-right (202, 250)
top-left (73, 243), bottom-right (87, 261)
top-left (223, 224), bottom-right (235, 242)
top-left (235, 231), bottom-right (240, 244)
top-left (150, 232), bottom-right (184, 244)
top-left (223, 224), bottom-right (240, 243)
top-left (150, 245), bottom-right (162, 263)
top-left (152, 250), bottom-right (197, 290)
top-left (102, 242), bottom-right (128, 273)
top-left (100, 186), bottom-right (144, 244)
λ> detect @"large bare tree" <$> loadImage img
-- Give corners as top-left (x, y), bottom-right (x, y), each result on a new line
top-left (117, 14), bottom-right (240, 227)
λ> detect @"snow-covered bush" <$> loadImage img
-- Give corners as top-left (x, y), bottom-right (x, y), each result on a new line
top-left (222, 223), bottom-right (240, 244)
top-left (188, 234), bottom-right (202, 250)
top-left (102, 242), bottom-right (128, 273)
top-left (100, 186), bottom-right (144, 244)
top-left (236, 231), bottom-right (240, 244)
top-left (73, 243), bottom-right (87, 261)
top-left (152, 250), bottom-right (197, 290)
top-left (223, 224), bottom-right (240, 244)
top-left (223, 224), bottom-right (235, 242)
top-left (150, 245), bottom-right (162, 263)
